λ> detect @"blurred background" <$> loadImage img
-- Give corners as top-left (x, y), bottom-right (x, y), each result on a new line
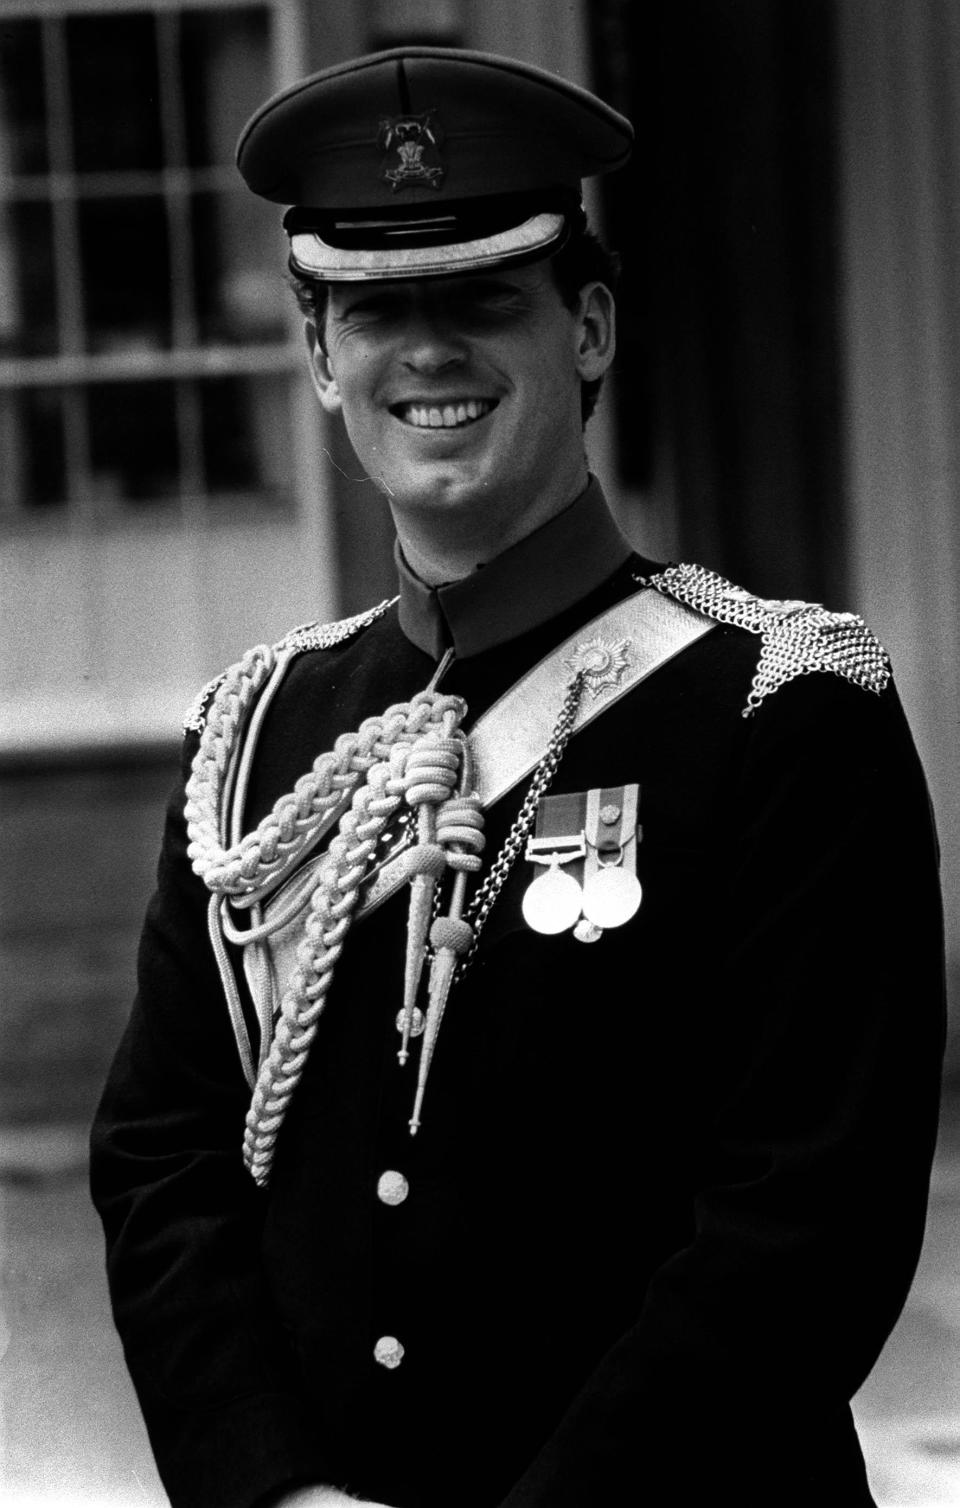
top-left (0, 0), bottom-right (958, 1503)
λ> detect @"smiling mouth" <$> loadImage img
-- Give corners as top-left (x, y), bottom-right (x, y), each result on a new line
top-left (392, 399), bottom-right (497, 429)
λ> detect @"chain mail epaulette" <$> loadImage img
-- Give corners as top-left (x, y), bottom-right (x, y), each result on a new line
top-left (647, 563), bottom-right (891, 717)
top-left (181, 597), bottom-right (397, 734)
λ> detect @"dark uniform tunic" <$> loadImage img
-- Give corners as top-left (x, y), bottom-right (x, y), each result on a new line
top-left (91, 482), bottom-right (945, 1508)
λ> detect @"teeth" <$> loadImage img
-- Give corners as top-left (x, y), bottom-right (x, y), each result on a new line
top-left (400, 400), bottom-right (492, 428)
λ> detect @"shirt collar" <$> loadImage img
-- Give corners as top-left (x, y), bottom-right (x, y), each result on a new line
top-left (396, 477), bottom-right (634, 660)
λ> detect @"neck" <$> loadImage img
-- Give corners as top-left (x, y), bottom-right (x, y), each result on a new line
top-left (394, 474), bottom-right (637, 661)
top-left (391, 466), bottom-right (590, 587)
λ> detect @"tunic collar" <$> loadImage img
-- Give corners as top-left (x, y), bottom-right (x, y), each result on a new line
top-left (396, 477), bottom-right (634, 660)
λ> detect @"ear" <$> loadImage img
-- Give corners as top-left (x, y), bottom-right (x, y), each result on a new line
top-left (572, 281), bottom-right (616, 383)
top-left (304, 319), bottom-right (342, 414)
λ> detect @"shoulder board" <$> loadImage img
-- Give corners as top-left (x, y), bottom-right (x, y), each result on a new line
top-left (182, 596), bottom-right (397, 734)
top-left (648, 563), bottom-right (891, 717)
top-left (274, 596), bottom-right (398, 655)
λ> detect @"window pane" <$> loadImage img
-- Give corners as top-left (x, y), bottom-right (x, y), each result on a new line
top-left (201, 374), bottom-right (293, 503)
top-left (68, 13), bottom-right (162, 173)
top-left (0, 20), bottom-right (48, 175)
top-left (89, 381), bottom-right (180, 504)
top-left (1, 4), bottom-right (298, 536)
top-left (0, 201), bottom-right (59, 357)
top-left (191, 190), bottom-right (287, 344)
top-left (0, 388), bottom-right (66, 513)
top-left (180, 6), bottom-right (271, 170)
top-left (78, 197), bottom-right (171, 354)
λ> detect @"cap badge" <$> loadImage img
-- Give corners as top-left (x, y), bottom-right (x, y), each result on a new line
top-left (378, 112), bottom-right (445, 191)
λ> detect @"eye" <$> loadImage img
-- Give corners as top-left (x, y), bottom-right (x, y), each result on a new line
top-left (465, 278), bottom-right (522, 303)
top-left (448, 280), bottom-right (528, 323)
top-left (340, 293), bottom-right (399, 322)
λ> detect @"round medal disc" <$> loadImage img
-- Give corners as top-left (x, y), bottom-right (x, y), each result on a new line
top-left (521, 865), bottom-right (584, 935)
top-left (581, 867), bottom-right (642, 929)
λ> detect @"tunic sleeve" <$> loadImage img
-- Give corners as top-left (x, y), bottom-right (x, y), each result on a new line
top-left (89, 738), bottom-right (331, 1508)
top-left (497, 672), bottom-right (945, 1506)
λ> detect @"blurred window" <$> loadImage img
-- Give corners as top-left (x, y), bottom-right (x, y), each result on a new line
top-left (0, 1), bottom-right (301, 526)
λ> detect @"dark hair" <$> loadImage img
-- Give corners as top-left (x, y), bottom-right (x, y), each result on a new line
top-left (289, 221), bottom-right (620, 426)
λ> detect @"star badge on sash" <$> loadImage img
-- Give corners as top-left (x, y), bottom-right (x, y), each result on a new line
top-left (563, 635), bottom-right (632, 697)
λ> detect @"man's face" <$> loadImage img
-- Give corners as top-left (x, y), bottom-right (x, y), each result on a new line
top-left (310, 261), bottom-right (613, 539)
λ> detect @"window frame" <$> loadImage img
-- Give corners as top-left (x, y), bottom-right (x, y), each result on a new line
top-left (0, 0), bottom-right (309, 532)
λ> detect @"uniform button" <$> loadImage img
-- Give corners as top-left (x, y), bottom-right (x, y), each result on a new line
top-left (374, 1335), bottom-right (404, 1369)
top-left (377, 1170), bottom-right (409, 1206)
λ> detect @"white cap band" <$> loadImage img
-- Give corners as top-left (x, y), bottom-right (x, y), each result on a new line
top-left (289, 210), bottom-right (567, 282)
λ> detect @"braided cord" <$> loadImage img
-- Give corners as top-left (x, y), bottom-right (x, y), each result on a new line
top-left (239, 676), bottom-right (586, 1179)
top-left (187, 614), bottom-right (588, 1181)
top-left (184, 600), bottom-right (394, 898)
top-left (239, 696), bottom-right (469, 1184)
top-left (183, 619), bottom-right (470, 1184)
top-left (242, 753), bottom-right (405, 1183)
top-left (187, 689), bottom-right (449, 904)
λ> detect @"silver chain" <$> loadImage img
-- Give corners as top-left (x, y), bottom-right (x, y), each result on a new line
top-left (457, 670), bottom-right (586, 967)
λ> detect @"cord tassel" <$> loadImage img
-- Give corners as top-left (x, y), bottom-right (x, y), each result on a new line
top-left (399, 850), bottom-right (445, 1062)
top-left (409, 894), bottom-right (473, 1134)
top-left (397, 711), bottom-right (464, 1062)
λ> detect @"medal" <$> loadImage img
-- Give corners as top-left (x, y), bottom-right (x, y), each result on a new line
top-left (581, 865), bottom-right (643, 928)
top-left (522, 855), bottom-right (584, 934)
top-left (521, 785), bottom-right (643, 938)
top-left (579, 784), bottom-right (643, 933)
top-left (522, 822), bottom-right (586, 935)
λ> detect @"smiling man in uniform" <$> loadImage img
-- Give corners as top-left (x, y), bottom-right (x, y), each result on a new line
top-left (91, 45), bottom-right (945, 1508)
top-left (306, 260), bottom-right (613, 586)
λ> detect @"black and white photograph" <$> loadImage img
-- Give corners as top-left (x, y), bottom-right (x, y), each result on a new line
top-left (1, 2), bottom-right (958, 1505)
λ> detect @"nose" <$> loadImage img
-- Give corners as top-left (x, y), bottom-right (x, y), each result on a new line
top-left (397, 305), bottom-right (468, 375)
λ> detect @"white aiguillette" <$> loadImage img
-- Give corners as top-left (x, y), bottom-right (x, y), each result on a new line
top-left (521, 785), bottom-right (642, 940)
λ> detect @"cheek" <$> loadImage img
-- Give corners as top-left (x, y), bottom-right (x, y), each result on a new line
top-left (337, 379), bottom-right (392, 467)
top-left (326, 351), bottom-right (382, 420)
top-left (521, 345), bottom-right (581, 417)
top-left (326, 330), bottom-right (378, 383)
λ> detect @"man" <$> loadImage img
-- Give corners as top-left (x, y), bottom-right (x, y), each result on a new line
top-left (91, 46), bottom-right (945, 1508)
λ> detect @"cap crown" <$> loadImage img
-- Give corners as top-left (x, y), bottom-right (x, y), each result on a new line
top-left (237, 45), bottom-right (633, 209)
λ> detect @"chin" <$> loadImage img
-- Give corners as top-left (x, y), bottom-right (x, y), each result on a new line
top-left (394, 467), bottom-right (493, 513)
